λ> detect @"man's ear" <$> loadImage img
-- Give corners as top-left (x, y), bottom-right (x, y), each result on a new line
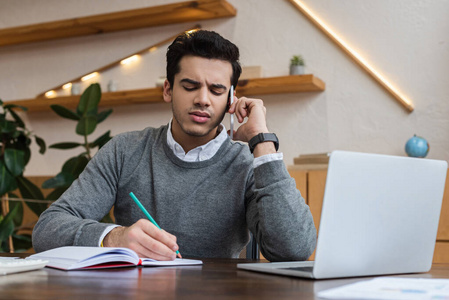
top-left (163, 79), bottom-right (172, 103)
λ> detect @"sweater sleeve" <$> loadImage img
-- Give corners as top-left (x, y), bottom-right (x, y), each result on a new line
top-left (245, 159), bottom-right (317, 262)
top-left (32, 136), bottom-right (123, 253)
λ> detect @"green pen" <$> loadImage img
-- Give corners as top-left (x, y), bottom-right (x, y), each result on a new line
top-left (129, 192), bottom-right (181, 258)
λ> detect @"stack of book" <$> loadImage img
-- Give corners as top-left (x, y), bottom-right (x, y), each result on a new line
top-left (290, 153), bottom-right (330, 170)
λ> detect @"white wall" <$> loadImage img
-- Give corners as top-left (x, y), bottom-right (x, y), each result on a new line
top-left (1, 0), bottom-right (448, 176)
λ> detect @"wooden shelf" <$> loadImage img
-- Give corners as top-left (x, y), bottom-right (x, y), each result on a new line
top-left (237, 74), bottom-right (325, 95)
top-left (8, 75), bottom-right (325, 112)
top-left (0, 0), bottom-right (236, 47)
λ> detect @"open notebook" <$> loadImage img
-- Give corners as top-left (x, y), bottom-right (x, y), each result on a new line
top-left (30, 246), bottom-right (202, 270)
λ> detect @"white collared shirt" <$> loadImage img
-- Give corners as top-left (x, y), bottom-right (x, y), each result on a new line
top-left (166, 119), bottom-right (283, 167)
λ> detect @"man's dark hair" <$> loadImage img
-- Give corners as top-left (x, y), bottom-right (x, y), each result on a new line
top-left (166, 30), bottom-right (242, 88)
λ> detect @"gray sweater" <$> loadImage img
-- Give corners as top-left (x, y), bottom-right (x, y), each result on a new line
top-left (33, 125), bottom-right (316, 261)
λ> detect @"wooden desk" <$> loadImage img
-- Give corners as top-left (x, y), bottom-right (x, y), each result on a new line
top-left (1, 255), bottom-right (449, 299)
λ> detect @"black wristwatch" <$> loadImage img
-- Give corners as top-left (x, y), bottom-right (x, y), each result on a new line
top-left (248, 133), bottom-right (279, 153)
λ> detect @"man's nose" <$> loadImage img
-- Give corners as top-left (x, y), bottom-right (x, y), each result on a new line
top-left (193, 87), bottom-right (211, 106)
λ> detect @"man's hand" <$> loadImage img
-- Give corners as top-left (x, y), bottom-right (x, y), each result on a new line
top-left (229, 96), bottom-right (268, 142)
top-left (228, 96), bottom-right (276, 157)
top-left (103, 219), bottom-right (179, 261)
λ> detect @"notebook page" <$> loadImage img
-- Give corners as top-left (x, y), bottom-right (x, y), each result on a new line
top-left (140, 258), bottom-right (202, 266)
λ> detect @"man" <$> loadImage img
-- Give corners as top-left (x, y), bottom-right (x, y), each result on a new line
top-left (33, 30), bottom-right (316, 262)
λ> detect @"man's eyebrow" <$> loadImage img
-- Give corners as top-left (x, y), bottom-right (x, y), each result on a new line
top-left (180, 78), bottom-right (200, 85)
top-left (210, 83), bottom-right (227, 91)
top-left (180, 78), bottom-right (228, 91)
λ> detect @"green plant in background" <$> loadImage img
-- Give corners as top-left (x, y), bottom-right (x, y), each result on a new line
top-left (290, 55), bottom-right (305, 66)
top-left (0, 99), bottom-right (46, 252)
top-left (42, 84), bottom-right (113, 221)
top-left (290, 55), bottom-right (306, 75)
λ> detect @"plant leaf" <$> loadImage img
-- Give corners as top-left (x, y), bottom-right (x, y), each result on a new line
top-left (7, 192), bottom-right (20, 198)
top-left (11, 234), bottom-right (32, 252)
top-left (90, 130), bottom-right (112, 149)
top-left (0, 161), bottom-right (18, 196)
top-left (16, 176), bottom-right (47, 216)
top-left (62, 156), bottom-right (89, 178)
top-left (9, 200), bottom-right (23, 226)
top-left (4, 104), bottom-right (27, 112)
top-left (35, 136), bottom-right (46, 154)
top-left (76, 115), bottom-right (97, 136)
top-left (97, 109), bottom-right (113, 124)
top-left (23, 147), bottom-right (31, 166)
top-left (0, 204), bottom-right (19, 241)
top-left (6, 107), bottom-right (25, 128)
top-left (11, 133), bottom-right (32, 166)
top-left (4, 148), bottom-right (25, 176)
top-left (50, 104), bottom-right (80, 121)
top-left (45, 187), bottom-right (67, 201)
top-left (16, 176), bottom-right (45, 200)
top-left (49, 142), bottom-right (82, 149)
top-left (77, 83), bottom-right (101, 116)
top-left (16, 132), bottom-right (27, 145)
top-left (7, 192), bottom-right (22, 225)
top-left (41, 171), bottom-right (75, 189)
top-left (0, 119), bottom-right (16, 133)
top-left (22, 201), bottom-right (48, 219)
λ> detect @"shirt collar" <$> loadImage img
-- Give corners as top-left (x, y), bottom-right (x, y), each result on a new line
top-left (167, 119), bottom-right (228, 162)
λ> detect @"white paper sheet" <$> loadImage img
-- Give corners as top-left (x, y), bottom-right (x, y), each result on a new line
top-left (318, 277), bottom-right (449, 300)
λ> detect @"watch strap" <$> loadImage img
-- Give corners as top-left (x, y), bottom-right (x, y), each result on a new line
top-left (248, 133), bottom-right (279, 153)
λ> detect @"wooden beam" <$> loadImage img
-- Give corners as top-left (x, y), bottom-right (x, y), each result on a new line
top-left (0, 0), bottom-right (236, 47)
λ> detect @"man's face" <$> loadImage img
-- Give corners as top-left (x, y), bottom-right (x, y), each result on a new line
top-left (163, 55), bottom-right (232, 148)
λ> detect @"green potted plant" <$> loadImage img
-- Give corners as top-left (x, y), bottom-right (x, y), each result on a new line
top-left (290, 55), bottom-right (305, 75)
top-left (0, 99), bottom-right (46, 252)
top-left (42, 83), bottom-right (114, 222)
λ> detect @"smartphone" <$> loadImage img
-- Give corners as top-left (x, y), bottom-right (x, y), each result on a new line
top-left (229, 85), bottom-right (234, 139)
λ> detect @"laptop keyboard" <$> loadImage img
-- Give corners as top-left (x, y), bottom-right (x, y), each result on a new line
top-left (280, 266), bottom-right (314, 272)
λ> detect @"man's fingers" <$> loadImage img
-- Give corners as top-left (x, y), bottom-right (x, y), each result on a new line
top-left (140, 237), bottom-right (177, 260)
top-left (231, 97), bottom-right (247, 123)
top-left (140, 220), bottom-right (178, 248)
top-left (130, 219), bottom-right (179, 260)
top-left (132, 243), bottom-right (176, 261)
top-left (104, 220), bottom-right (180, 261)
top-left (141, 223), bottom-right (178, 249)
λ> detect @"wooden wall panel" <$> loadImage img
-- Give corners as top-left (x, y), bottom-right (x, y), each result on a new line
top-left (433, 241), bottom-right (449, 264)
top-left (287, 167), bottom-right (308, 202)
top-left (437, 170), bottom-right (449, 240)
top-left (307, 170), bottom-right (327, 232)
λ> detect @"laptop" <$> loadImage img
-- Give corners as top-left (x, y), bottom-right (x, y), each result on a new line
top-left (238, 150), bottom-right (448, 279)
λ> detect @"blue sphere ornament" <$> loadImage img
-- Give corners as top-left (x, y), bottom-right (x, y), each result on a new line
top-left (405, 135), bottom-right (429, 158)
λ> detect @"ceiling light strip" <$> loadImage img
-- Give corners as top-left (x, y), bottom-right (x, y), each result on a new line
top-left (287, 0), bottom-right (414, 112)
